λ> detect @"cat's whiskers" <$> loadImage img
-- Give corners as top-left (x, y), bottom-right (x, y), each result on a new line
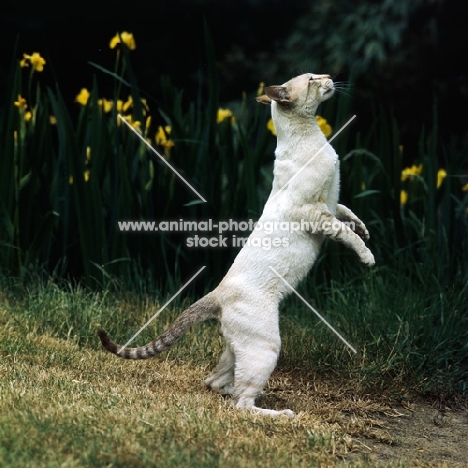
top-left (332, 81), bottom-right (353, 98)
top-left (333, 89), bottom-right (353, 98)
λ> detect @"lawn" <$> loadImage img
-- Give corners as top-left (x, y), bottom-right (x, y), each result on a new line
top-left (1, 276), bottom-right (467, 467)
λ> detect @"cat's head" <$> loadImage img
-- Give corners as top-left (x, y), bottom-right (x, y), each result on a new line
top-left (256, 73), bottom-right (334, 117)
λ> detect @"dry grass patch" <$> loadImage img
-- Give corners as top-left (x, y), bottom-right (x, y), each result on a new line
top-left (1, 320), bottom-right (467, 467)
top-left (1, 282), bottom-right (467, 467)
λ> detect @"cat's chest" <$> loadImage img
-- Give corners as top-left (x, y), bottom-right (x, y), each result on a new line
top-left (272, 151), bottom-right (339, 203)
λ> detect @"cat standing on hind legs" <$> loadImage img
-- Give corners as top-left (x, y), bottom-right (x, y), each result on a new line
top-left (98, 73), bottom-right (375, 418)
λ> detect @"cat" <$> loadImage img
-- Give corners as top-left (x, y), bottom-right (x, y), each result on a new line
top-left (98, 73), bottom-right (375, 418)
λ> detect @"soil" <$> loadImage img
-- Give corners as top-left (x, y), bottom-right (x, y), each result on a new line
top-left (346, 401), bottom-right (468, 466)
top-left (267, 370), bottom-right (468, 467)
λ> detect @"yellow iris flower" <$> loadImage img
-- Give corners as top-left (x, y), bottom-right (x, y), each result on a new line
top-left (400, 165), bottom-right (447, 189)
top-left (20, 52), bottom-right (46, 72)
top-left (156, 126), bottom-right (175, 148)
top-left (115, 100), bottom-right (124, 113)
top-left (401, 164), bottom-right (423, 182)
top-left (98, 98), bottom-right (113, 113)
top-left (13, 95), bottom-right (32, 122)
top-left (266, 115), bottom-right (332, 138)
top-left (75, 88), bottom-right (90, 106)
top-left (256, 82), bottom-right (265, 96)
top-left (217, 108), bottom-right (235, 124)
top-left (400, 190), bottom-right (408, 205)
top-left (437, 168), bottom-right (447, 189)
top-left (123, 96), bottom-right (133, 113)
top-left (141, 98), bottom-right (150, 114)
top-left (267, 118), bottom-right (276, 136)
top-left (109, 32), bottom-right (136, 50)
top-left (14, 95), bottom-right (28, 110)
top-left (316, 115), bottom-right (332, 138)
top-left (121, 114), bottom-right (141, 130)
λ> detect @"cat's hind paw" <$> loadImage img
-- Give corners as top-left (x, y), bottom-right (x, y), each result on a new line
top-left (278, 409), bottom-right (295, 418)
top-left (249, 407), bottom-right (296, 418)
top-left (205, 376), bottom-right (235, 395)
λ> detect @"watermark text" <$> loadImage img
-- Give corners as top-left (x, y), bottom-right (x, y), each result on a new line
top-left (117, 218), bottom-right (356, 250)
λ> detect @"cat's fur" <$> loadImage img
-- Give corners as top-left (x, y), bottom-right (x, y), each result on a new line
top-left (98, 73), bottom-right (375, 418)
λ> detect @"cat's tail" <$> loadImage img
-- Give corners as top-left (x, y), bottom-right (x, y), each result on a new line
top-left (97, 292), bottom-right (221, 359)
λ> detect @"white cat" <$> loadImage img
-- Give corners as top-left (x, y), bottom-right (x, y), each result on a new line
top-left (98, 73), bottom-right (375, 418)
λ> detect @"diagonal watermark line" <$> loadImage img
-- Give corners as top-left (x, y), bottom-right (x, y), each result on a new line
top-left (269, 266), bottom-right (357, 354)
top-left (117, 266), bottom-right (206, 354)
top-left (118, 114), bottom-right (207, 203)
top-left (270, 115), bottom-right (356, 202)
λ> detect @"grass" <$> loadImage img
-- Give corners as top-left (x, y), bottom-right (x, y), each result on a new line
top-left (0, 283), bottom-right (344, 467)
top-left (0, 348), bottom-right (342, 467)
top-left (1, 27), bottom-right (467, 467)
top-left (1, 269), bottom-right (466, 467)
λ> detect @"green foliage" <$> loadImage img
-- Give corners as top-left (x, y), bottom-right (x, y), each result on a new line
top-left (0, 27), bottom-right (467, 296)
top-left (219, 0), bottom-right (434, 90)
top-left (283, 0), bottom-right (426, 75)
top-left (280, 267), bottom-right (468, 397)
top-left (0, 29), bottom-right (276, 289)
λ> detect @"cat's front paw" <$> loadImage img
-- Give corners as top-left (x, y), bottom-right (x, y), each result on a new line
top-left (353, 222), bottom-right (370, 242)
top-left (359, 248), bottom-right (375, 267)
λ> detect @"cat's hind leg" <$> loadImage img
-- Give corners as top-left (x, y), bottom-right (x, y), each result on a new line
top-left (232, 341), bottom-right (294, 418)
top-left (224, 303), bottom-right (295, 418)
top-left (205, 341), bottom-right (235, 395)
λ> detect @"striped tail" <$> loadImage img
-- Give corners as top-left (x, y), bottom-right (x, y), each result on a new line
top-left (97, 292), bottom-right (221, 359)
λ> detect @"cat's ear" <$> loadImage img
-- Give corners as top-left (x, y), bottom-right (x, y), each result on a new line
top-left (264, 86), bottom-right (291, 103)
top-left (256, 94), bottom-right (272, 105)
